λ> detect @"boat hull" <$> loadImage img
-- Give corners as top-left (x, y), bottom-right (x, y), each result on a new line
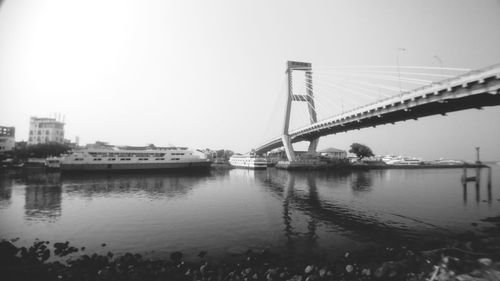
top-left (229, 163), bottom-right (267, 170)
top-left (61, 161), bottom-right (212, 171)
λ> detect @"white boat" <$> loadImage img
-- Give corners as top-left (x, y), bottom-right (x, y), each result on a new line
top-left (385, 156), bottom-right (422, 165)
top-left (229, 154), bottom-right (267, 169)
top-left (429, 158), bottom-right (466, 165)
top-left (45, 157), bottom-right (61, 169)
top-left (60, 145), bottom-right (212, 171)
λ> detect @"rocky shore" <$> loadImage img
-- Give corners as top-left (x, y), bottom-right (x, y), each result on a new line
top-left (1, 217), bottom-right (500, 281)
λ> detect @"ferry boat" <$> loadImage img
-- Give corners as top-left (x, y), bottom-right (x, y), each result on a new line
top-left (229, 154), bottom-right (268, 169)
top-left (60, 145), bottom-right (212, 171)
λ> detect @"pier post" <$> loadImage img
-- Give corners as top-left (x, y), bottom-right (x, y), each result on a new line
top-left (475, 147), bottom-right (481, 164)
top-left (462, 168), bottom-right (468, 204)
top-left (475, 167), bottom-right (481, 203)
top-left (487, 167), bottom-right (492, 203)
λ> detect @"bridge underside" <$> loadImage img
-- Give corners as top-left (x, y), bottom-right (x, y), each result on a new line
top-left (300, 92), bottom-right (500, 141)
top-left (256, 92), bottom-right (500, 154)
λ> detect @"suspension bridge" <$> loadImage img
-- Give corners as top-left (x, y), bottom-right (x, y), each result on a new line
top-left (255, 61), bottom-right (500, 161)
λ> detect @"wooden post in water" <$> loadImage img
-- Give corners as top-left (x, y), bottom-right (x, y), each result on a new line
top-left (487, 167), bottom-right (492, 203)
top-left (475, 167), bottom-right (481, 203)
top-left (462, 168), bottom-right (468, 204)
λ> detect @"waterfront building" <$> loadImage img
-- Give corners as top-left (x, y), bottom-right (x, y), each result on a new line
top-left (28, 117), bottom-right (65, 145)
top-left (319, 147), bottom-right (347, 159)
top-left (0, 126), bottom-right (15, 153)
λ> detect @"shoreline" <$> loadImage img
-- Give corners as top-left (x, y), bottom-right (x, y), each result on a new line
top-left (2, 216), bottom-right (500, 281)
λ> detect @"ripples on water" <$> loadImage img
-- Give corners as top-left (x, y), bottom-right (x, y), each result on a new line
top-left (0, 165), bottom-right (499, 261)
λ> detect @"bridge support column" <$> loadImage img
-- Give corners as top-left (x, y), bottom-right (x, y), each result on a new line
top-left (308, 138), bottom-right (319, 153)
top-left (282, 135), bottom-right (296, 161)
top-left (282, 61), bottom-right (318, 161)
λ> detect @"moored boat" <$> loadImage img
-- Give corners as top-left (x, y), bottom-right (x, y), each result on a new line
top-left (45, 157), bottom-right (61, 169)
top-left (229, 154), bottom-right (267, 169)
top-left (60, 145), bottom-right (212, 171)
top-left (384, 156), bottom-right (423, 165)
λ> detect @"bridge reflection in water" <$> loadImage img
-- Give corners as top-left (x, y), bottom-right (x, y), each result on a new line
top-left (253, 167), bottom-right (497, 252)
top-left (0, 167), bottom-right (497, 261)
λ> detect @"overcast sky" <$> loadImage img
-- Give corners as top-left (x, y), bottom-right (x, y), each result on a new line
top-left (1, 0), bottom-right (499, 161)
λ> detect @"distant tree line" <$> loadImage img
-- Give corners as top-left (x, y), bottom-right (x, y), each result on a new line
top-left (216, 149), bottom-right (234, 160)
top-left (5, 142), bottom-right (71, 160)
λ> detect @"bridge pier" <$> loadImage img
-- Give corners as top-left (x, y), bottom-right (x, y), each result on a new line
top-left (281, 135), bottom-right (296, 161)
top-left (282, 61), bottom-right (319, 162)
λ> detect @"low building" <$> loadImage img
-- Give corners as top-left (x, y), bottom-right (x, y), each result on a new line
top-left (319, 147), bottom-right (347, 159)
top-left (0, 126), bottom-right (15, 153)
top-left (28, 117), bottom-right (65, 145)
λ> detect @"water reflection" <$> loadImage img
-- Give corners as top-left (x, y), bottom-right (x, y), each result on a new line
top-left (257, 169), bottom-right (449, 246)
top-left (350, 172), bottom-right (373, 192)
top-left (19, 172), bottom-right (62, 220)
top-left (1, 166), bottom-right (497, 261)
top-left (25, 184), bottom-right (62, 220)
top-left (9, 170), bottom-right (213, 222)
top-left (0, 175), bottom-right (14, 207)
top-left (61, 171), bottom-right (212, 199)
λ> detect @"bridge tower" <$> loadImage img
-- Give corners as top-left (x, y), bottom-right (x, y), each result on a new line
top-left (282, 61), bottom-right (319, 161)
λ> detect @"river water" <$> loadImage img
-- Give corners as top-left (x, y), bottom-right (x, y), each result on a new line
top-left (1, 165), bottom-right (499, 261)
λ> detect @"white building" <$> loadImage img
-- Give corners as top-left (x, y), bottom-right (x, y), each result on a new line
top-left (0, 126), bottom-right (15, 152)
top-left (28, 117), bottom-right (65, 145)
top-left (319, 147), bottom-right (347, 159)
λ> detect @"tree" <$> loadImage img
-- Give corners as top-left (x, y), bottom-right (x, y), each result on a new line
top-left (349, 143), bottom-right (374, 160)
top-left (12, 142), bottom-right (71, 160)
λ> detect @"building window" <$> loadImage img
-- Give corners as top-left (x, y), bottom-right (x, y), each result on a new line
top-left (93, 158), bottom-right (102, 161)
top-left (108, 158), bottom-right (116, 161)
top-left (171, 158), bottom-right (180, 160)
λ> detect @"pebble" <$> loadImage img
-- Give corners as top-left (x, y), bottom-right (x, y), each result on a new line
top-left (304, 265), bottom-right (314, 274)
top-left (478, 258), bottom-right (492, 266)
top-left (318, 268), bottom-right (326, 277)
top-left (345, 264), bottom-right (354, 273)
top-left (361, 268), bottom-right (371, 276)
top-left (287, 275), bottom-right (303, 281)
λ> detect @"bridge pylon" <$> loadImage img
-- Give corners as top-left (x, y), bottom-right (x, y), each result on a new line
top-left (282, 61), bottom-right (319, 161)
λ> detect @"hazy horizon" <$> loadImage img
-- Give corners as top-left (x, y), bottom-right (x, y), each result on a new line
top-left (1, 0), bottom-right (499, 161)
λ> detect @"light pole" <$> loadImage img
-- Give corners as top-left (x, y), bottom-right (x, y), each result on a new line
top-left (397, 48), bottom-right (406, 97)
top-left (434, 55), bottom-right (443, 77)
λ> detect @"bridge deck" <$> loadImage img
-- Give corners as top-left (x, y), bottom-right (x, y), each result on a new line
top-left (255, 63), bottom-right (500, 154)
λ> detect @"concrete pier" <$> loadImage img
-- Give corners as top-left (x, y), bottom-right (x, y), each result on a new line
top-left (275, 159), bottom-right (329, 170)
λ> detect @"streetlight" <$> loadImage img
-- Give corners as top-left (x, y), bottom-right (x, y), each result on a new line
top-left (434, 55), bottom-right (444, 78)
top-left (397, 48), bottom-right (406, 97)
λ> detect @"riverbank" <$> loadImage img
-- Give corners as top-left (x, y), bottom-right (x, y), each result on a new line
top-left (2, 216), bottom-right (500, 281)
top-left (350, 163), bottom-right (488, 170)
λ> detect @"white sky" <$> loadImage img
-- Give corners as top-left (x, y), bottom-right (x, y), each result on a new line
top-left (1, 0), bottom-right (499, 161)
